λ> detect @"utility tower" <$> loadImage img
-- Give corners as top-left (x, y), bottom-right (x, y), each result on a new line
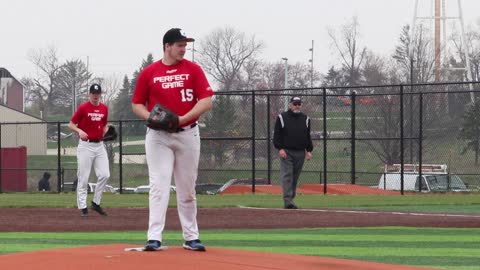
top-left (410, 0), bottom-right (474, 101)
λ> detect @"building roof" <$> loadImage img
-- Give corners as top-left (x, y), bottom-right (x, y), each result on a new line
top-left (0, 103), bottom-right (44, 122)
top-left (0, 67), bottom-right (13, 78)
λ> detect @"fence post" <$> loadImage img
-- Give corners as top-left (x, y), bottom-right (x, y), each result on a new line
top-left (57, 122), bottom-right (62, 193)
top-left (251, 91), bottom-right (256, 193)
top-left (351, 91), bottom-right (356, 184)
top-left (267, 94), bottom-right (271, 185)
top-left (322, 88), bottom-right (328, 194)
top-left (400, 85), bottom-right (405, 195)
top-left (119, 121), bottom-right (123, 193)
top-left (418, 93), bottom-right (423, 191)
top-left (61, 167), bottom-right (65, 189)
top-left (383, 172), bottom-right (387, 189)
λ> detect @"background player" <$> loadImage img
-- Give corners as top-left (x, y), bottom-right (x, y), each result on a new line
top-left (68, 83), bottom-right (110, 217)
top-left (132, 28), bottom-right (214, 251)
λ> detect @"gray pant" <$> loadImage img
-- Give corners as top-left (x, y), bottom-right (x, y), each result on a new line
top-left (280, 149), bottom-right (306, 207)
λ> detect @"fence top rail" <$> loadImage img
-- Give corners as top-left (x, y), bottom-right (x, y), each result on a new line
top-left (215, 80), bottom-right (480, 94)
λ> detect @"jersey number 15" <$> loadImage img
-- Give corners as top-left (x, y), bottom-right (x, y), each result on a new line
top-left (181, 89), bottom-right (194, 102)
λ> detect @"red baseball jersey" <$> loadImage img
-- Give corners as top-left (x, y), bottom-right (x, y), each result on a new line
top-left (131, 59), bottom-right (214, 127)
top-left (70, 102), bottom-right (108, 140)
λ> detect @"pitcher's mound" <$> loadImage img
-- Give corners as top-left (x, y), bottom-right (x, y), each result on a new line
top-left (0, 244), bottom-right (438, 270)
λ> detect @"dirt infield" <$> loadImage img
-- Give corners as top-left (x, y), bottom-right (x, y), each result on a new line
top-left (1, 207), bottom-right (479, 270)
top-left (1, 207), bottom-right (479, 232)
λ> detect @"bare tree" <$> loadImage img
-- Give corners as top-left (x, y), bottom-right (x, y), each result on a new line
top-left (197, 26), bottom-right (264, 91)
top-left (362, 51), bottom-right (389, 85)
top-left (235, 58), bottom-right (263, 90)
top-left (360, 98), bottom-right (402, 165)
top-left (258, 62), bottom-right (285, 90)
top-left (21, 77), bottom-right (42, 117)
top-left (27, 46), bottom-right (64, 119)
top-left (358, 25), bottom-right (441, 165)
top-left (328, 16), bottom-right (367, 86)
top-left (56, 59), bottom-right (91, 115)
top-left (92, 75), bottom-right (121, 108)
top-left (450, 24), bottom-right (480, 82)
top-left (288, 62), bottom-right (321, 88)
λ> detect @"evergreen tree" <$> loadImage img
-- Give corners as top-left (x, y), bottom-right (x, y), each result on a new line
top-left (203, 95), bottom-right (238, 166)
top-left (458, 99), bottom-right (480, 165)
top-left (131, 53), bottom-right (154, 93)
top-left (112, 75), bottom-right (133, 120)
top-left (124, 53), bottom-right (155, 135)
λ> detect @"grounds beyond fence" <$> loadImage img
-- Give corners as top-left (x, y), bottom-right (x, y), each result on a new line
top-left (1, 81), bottom-right (480, 194)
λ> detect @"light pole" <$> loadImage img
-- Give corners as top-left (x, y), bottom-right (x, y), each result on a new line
top-left (282, 57), bottom-right (288, 109)
top-left (309, 40), bottom-right (314, 88)
top-left (188, 41), bottom-right (196, 62)
top-left (72, 84), bottom-right (76, 115)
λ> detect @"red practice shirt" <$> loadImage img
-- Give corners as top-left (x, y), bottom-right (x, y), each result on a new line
top-left (131, 59), bottom-right (214, 127)
top-left (70, 102), bottom-right (109, 140)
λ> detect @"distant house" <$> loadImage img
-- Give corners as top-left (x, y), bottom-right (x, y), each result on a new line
top-left (0, 104), bottom-right (47, 155)
top-left (0, 67), bottom-right (25, 112)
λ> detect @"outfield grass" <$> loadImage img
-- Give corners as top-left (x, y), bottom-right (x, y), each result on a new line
top-left (0, 193), bottom-right (479, 213)
top-left (0, 228), bottom-right (479, 270)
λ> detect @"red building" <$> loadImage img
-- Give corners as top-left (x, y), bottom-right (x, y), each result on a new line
top-left (0, 67), bottom-right (25, 112)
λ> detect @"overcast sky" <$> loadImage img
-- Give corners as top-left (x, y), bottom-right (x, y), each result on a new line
top-left (2, 0), bottom-right (480, 81)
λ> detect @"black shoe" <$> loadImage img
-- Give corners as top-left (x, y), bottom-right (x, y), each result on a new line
top-left (285, 204), bottom-right (298, 209)
top-left (91, 201), bottom-right (107, 216)
top-left (80, 208), bottom-right (88, 217)
top-left (144, 240), bottom-right (162, 251)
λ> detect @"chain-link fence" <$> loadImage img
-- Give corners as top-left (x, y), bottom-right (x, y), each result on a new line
top-left (2, 82), bottom-right (480, 194)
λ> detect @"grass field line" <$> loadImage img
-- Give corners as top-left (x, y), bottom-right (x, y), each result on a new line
top-left (237, 205), bottom-right (480, 218)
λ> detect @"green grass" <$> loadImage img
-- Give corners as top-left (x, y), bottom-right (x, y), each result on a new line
top-left (1, 228), bottom-right (479, 270)
top-left (0, 194), bottom-right (478, 269)
top-left (0, 193), bottom-right (479, 213)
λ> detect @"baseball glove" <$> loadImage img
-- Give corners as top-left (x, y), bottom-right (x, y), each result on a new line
top-left (147, 103), bottom-right (179, 132)
top-left (102, 125), bottom-right (118, 141)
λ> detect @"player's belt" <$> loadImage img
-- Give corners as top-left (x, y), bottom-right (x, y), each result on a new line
top-left (177, 123), bottom-right (198, 132)
top-left (82, 139), bottom-right (101, 143)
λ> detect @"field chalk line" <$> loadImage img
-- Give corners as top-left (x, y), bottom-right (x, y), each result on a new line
top-left (237, 206), bottom-right (480, 218)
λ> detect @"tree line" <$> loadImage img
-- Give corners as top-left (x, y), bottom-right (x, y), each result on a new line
top-left (16, 17), bottom-right (480, 166)
top-left (20, 18), bottom-right (480, 120)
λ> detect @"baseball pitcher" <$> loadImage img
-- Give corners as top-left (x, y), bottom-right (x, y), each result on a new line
top-left (132, 28), bottom-right (214, 252)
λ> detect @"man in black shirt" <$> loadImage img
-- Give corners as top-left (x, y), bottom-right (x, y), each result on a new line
top-left (273, 97), bottom-right (313, 209)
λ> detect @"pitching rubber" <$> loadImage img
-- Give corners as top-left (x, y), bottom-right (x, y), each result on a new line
top-left (124, 246), bottom-right (169, 252)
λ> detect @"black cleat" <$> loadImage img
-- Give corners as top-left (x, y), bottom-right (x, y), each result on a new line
top-left (91, 201), bottom-right (107, 216)
top-left (80, 208), bottom-right (88, 217)
top-left (284, 204), bottom-right (299, 209)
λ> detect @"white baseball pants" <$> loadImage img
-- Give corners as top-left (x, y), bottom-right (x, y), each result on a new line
top-left (145, 125), bottom-right (201, 242)
top-left (76, 140), bottom-right (110, 209)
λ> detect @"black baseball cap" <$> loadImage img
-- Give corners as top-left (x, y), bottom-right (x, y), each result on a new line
top-left (163, 28), bottom-right (195, 45)
top-left (290, 96), bottom-right (302, 104)
top-left (89, 83), bottom-right (102, 94)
